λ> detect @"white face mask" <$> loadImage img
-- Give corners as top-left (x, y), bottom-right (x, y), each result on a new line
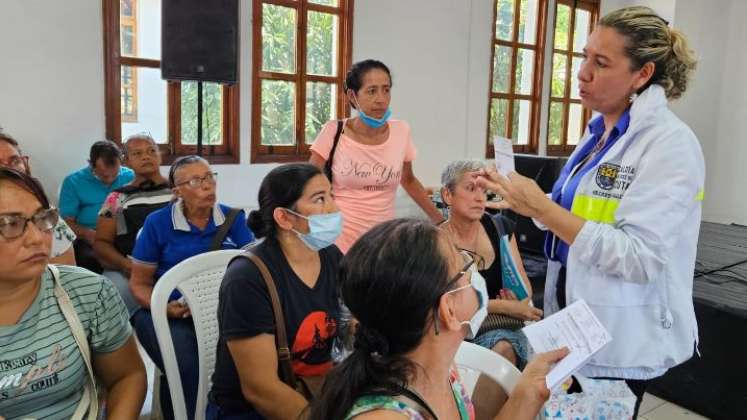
top-left (445, 270), bottom-right (488, 339)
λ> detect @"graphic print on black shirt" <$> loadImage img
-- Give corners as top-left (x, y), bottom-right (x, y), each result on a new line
top-left (292, 311), bottom-right (337, 375)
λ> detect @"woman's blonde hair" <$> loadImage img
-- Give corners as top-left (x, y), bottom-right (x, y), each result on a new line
top-left (600, 6), bottom-right (696, 100)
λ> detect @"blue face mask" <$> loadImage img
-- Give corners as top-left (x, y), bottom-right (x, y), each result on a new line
top-left (353, 95), bottom-right (392, 128)
top-left (284, 208), bottom-right (343, 251)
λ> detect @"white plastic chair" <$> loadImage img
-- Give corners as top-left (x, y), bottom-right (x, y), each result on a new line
top-left (151, 249), bottom-right (242, 420)
top-left (455, 341), bottom-right (522, 395)
top-left (455, 342), bottom-right (541, 420)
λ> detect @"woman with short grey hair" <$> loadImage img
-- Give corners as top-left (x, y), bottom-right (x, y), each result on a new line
top-left (439, 159), bottom-right (542, 418)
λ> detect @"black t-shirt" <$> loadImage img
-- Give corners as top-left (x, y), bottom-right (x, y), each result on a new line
top-left (209, 236), bottom-right (343, 413)
top-left (479, 213), bottom-right (516, 299)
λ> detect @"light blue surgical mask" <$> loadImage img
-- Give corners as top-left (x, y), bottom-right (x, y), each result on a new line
top-left (446, 271), bottom-right (488, 339)
top-left (353, 95), bottom-right (391, 128)
top-left (284, 208), bottom-right (343, 251)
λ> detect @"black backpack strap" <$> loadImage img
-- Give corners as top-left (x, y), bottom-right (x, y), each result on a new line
top-left (323, 120), bottom-right (345, 181)
top-left (211, 208), bottom-right (241, 251)
top-left (395, 387), bottom-right (439, 420)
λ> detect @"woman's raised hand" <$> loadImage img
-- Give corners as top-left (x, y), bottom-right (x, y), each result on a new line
top-left (474, 169), bottom-right (551, 219)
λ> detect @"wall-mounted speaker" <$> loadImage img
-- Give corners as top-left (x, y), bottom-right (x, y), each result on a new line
top-left (161, 0), bottom-right (239, 83)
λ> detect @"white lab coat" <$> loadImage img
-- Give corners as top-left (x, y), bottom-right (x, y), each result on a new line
top-left (544, 85), bottom-right (705, 380)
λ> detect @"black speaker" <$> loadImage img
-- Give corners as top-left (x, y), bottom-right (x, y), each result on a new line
top-left (504, 154), bottom-right (567, 255)
top-left (161, 0), bottom-right (239, 83)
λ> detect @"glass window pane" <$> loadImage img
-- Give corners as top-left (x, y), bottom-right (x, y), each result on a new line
top-left (511, 100), bottom-right (532, 145)
top-left (514, 49), bottom-right (535, 95)
top-left (306, 82), bottom-right (337, 144)
top-left (309, 0), bottom-right (339, 6)
top-left (120, 0), bottom-right (161, 60)
top-left (567, 103), bottom-right (584, 145)
top-left (180, 82), bottom-right (223, 146)
top-left (489, 98), bottom-right (510, 140)
top-left (571, 56), bottom-right (582, 100)
top-left (121, 0), bottom-right (134, 17)
top-left (307, 11), bottom-right (338, 76)
top-left (548, 101), bottom-right (564, 146)
top-left (573, 9), bottom-right (591, 52)
top-left (518, 0), bottom-right (539, 44)
top-left (554, 4), bottom-right (571, 50)
top-left (121, 66), bottom-right (168, 144)
top-left (262, 4), bottom-right (297, 74)
top-left (492, 45), bottom-right (512, 93)
top-left (551, 53), bottom-right (567, 98)
top-left (121, 25), bottom-right (135, 56)
top-left (261, 80), bottom-right (296, 146)
top-left (495, 0), bottom-right (515, 41)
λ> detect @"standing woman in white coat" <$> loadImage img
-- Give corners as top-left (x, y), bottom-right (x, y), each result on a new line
top-left (477, 6), bottom-right (702, 419)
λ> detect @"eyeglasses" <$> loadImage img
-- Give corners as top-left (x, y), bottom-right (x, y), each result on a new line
top-left (175, 172), bottom-right (218, 188)
top-left (434, 248), bottom-right (483, 335)
top-left (0, 155), bottom-right (28, 171)
top-left (446, 249), bottom-right (482, 286)
top-left (459, 248), bottom-right (485, 270)
top-left (0, 207), bottom-right (59, 240)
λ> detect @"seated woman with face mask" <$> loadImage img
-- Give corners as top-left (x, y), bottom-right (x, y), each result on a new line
top-left (309, 218), bottom-right (568, 420)
top-left (208, 163), bottom-right (344, 420)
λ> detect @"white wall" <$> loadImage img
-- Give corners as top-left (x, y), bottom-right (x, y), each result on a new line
top-left (671, 0), bottom-right (747, 225)
top-left (0, 0), bottom-right (105, 198)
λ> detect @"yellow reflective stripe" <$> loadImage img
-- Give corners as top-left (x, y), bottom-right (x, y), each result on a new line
top-left (695, 189), bottom-right (704, 201)
top-left (570, 195), bottom-right (619, 224)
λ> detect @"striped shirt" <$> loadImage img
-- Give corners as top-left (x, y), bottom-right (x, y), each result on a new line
top-left (0, 266), bottom-right (132, 419)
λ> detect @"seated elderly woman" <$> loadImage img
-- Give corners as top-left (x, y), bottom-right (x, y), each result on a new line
top-left (94, 133), bottom-right (173, 314)
top-left (0, 167), bottom-right (146, 419)
top-left (440, 160), bottom-right (544, 418)
top-left (440, 160), bottom-right (542, 365)
top-left (309, 218), bottom-right (567, 420)
top-left (129, 155), bottom-right (254, 420)
top-left (209, 163), bottom-right (343, 420)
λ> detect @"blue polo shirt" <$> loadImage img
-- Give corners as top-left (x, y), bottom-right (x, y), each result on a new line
top-left (59, 165), bottom-right (134, 229)
top-left (131, 200), bottom-right (254, 282)
top-left (545, 110), bottom-right (631, 266)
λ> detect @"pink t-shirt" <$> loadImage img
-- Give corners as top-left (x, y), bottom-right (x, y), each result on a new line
top-left (310, 119), bottom-right (417, 253)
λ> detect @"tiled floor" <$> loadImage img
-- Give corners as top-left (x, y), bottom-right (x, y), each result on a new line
top-left (639, 393), bottom-right (710, 420)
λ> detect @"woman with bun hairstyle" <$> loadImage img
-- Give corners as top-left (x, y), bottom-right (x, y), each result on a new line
top-left (309, 218), bottom-right (568, 420)
top-left (477, 7), bottom-right (702, 418)
top-left (208, 163), bottom-right (344, 420)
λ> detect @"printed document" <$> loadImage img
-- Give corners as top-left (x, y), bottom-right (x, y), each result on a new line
top-left (522, 299), bottom-right (612, 390)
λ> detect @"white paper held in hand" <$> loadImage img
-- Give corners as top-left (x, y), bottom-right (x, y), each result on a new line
top-left (493, 136), bottom-right (515, 178)
top-left (521, 299), bottom-right (612, 390)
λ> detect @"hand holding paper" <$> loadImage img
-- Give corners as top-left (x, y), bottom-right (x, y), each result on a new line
top-left (522, 300), bottom-right (612, 390)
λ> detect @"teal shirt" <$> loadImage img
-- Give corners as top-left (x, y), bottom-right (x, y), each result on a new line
top-left (59, 166), bottom-right (135, 229)
top-left (0, 266), bottom-right (132, 419)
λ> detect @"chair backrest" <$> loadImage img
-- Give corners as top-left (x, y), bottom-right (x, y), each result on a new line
top-left (455, 342), bottom-right (542, 420)
top-left (454, 341), bottom-right (522, 396)
top-left (151, 249), bottom-right (242, 420)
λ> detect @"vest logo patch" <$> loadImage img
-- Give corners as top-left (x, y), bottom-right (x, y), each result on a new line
top-left (596, 163), bottom-right (620, 190)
